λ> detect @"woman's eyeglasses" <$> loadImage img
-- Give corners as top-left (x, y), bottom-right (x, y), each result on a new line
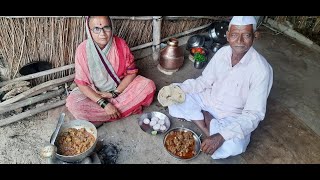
top-left (91, 26), bottom-right (112, 34)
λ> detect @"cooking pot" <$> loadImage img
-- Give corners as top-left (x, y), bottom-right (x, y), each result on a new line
top-left (211, 42), bottom-right (223, 53)
top-left (54, 119), bottom-right (98, 163)
top-left (186, 35), bottom-right (205, 50)
top-left (163, 127), bottom-right (202, 160)
top-left (208, 22), bottom-right (229, 45)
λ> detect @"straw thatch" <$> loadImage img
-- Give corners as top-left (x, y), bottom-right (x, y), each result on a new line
top-left (0, 17), bottom-right (85, 82)
top-left (0, 16), bottom-right (228, 82)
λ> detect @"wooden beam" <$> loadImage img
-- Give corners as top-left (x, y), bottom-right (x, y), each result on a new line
top-left (0, 88), bottom-right (64, 114)
top-left (0, 64), bottom-right (75, 87)
top-left (0, 100), bottom-right (66, 127)
top-left (0, 74), bottom-right (74, 106)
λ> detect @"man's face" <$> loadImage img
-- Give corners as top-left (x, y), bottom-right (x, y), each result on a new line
top-left (226, 24), bottom-right (255, 55)
top-left (89, 16), bottom-right (112, 49)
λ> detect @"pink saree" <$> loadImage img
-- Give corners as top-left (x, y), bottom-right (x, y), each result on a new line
top-left (66, 35), bottom-right (156, 123)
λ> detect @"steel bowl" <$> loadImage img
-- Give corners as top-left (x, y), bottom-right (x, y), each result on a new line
top-left (163, 127), bottom-right (202, 160)
top-left (186, 35), bottom-right (205, 50)
top-left (54, 119), bottom-right (98, 163)
top-left (208, 22), bottom-right (228, 45)
top-left (211, 42), bottom-right (223, 53)
top-left (138, 111), bottom-right (171, 135)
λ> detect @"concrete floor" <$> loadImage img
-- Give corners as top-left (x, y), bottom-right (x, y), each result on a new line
top-left (1, 26), bottom-right (319, 164)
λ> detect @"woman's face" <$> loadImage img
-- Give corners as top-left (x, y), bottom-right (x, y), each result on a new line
top-left (226, 24), bottom-right (255, 55)
top-left (89, 16), bottom-right (112, 49)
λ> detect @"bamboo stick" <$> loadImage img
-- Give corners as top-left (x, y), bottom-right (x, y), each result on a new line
top-left (0, 74), bottom-right (74, 106)
top-left (0, 88), bottom-right (64, 114)
top-left (0, 99), bottom-right (66, 127)
top-left (0, 64), bottom-right (75, 87)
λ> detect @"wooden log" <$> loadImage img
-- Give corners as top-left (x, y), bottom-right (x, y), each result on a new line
top-left (0, 88), bottom-right (64, 114)
top-left (0, 64), bottom-right (75, 87)
top-left (0, 74), bottom-right (74, 106)
top-left (25, 82), bottom-right (65, 99)
top-left (152, 16), bottom-right (162, 61)
top-left (0, 99), bottom-right (66, 127)
top-left (130, 23), bottom-right (212, 51)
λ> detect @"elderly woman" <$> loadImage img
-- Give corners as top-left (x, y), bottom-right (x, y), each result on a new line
top-left (66, 16), bottom-right (156, 126)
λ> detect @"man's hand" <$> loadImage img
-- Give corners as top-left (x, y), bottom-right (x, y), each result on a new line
top-left (104, 103), bottom-right (121, 119)
top-left (201, 133), bottom-right (225, 155)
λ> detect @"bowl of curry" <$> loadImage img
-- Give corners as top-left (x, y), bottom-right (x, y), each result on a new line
top-left (54, 119), bottom-right (97, 163)
top-left (163, 127), bottom-right (201, 160)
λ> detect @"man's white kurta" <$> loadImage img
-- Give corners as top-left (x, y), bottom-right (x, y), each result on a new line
top-left (177, 45), bottom-right (273, 141)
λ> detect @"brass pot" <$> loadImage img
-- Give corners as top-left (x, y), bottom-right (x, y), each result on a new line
top-left (159, 38), bottom-right (184, 70)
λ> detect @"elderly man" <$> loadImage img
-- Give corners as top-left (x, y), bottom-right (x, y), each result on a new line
top-left (168, 16), bottom-right (273, 159)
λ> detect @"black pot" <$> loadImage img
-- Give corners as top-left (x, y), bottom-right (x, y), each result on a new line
top-left (186, 35), bottom-right (205, 50)
top-left (208, 21), bottom-right (229, 45)
top-left (194, 61), bottom-right (205, 69)
top-left (212, 42), bottom-right (223, 53)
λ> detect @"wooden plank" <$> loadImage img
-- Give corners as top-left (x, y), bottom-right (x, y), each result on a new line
top-left (0, 100), bottom-right (66, 127)
top-left (0, 88), bottom-right (64, 114)
top-left (0, 74), bottom-right (74, 106)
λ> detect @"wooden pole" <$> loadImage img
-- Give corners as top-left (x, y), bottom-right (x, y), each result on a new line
top-left (0, 74), bottom-right (74, 106)
top-left (0, 99), bottom-right (66, 127)
top-left (0, 64), bottom-right (75, 87)
top-left (152, 16), bottom-right (162, 61)
top-left (0, 88), bottom-right (64, 114)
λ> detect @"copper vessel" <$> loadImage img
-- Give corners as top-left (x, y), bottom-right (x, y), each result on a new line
top-left (159, 38), bottom-right (184, 70)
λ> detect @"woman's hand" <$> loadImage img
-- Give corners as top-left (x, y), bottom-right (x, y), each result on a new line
top-left (97, 91), bottom-right (113, 99)
top-left (103, 103), bottom-right (121, 119)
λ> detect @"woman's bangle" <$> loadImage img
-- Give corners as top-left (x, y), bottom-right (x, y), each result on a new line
top-left (97, 98), bottom-right (104, 105)
top-left (110, 90), bottom-right (120, 98)
top-left (100, 100), bottom-right (108, 109)
top-left (97, 98), bottom-right (109, 108)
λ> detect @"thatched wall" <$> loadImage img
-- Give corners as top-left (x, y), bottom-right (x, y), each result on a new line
top-left (0, 16), bottom-right (229, 81)
top-left (270, 16), bottom-right (320, 45)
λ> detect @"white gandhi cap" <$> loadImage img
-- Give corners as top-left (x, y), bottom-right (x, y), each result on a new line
top-left (229, 16), bottom-right (257, 32)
